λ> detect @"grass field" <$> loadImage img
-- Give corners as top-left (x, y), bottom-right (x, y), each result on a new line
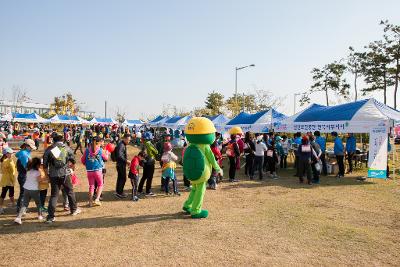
top-left (0, 145), bottom-right (399, 266)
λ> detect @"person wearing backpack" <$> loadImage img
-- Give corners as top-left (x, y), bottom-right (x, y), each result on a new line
top-left (15, 139), bottom-right (36, 213)
top-left (115, 134), bottom-right (131, 198)
top-left (43, 133), bottom-right (80, 223)
top-left (225, 134), bottom-right (240, 182)
top-left (297, 136), bottom-right (319, 185)
top-left (81, 136), bottom-right (108, 207)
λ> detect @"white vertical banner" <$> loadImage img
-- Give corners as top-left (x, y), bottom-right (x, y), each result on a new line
top-left (368, 126), bottom-right (388, 179)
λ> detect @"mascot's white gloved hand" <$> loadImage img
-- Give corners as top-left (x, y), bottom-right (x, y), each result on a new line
top-left (218, 168), bottom-right (224, 177)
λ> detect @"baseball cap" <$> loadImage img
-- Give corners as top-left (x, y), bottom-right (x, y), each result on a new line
top-left (24, 139), bottom-right (37, 150)
top-left (2, 147), bottom-right (14, 154)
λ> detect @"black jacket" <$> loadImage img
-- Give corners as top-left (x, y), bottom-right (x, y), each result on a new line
top-left (116, 141), bottom-right (128, 166)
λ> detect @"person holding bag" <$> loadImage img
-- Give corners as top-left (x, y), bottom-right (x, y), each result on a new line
top-left (310, 135), bottom-right (322, 184)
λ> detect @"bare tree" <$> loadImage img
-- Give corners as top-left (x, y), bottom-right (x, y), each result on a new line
top-left (114, 106), bottom-right (127, 123)
top-left (254, 89), bottom-right (284, 110)
top-left (11, 85), bottom-right (30, 119)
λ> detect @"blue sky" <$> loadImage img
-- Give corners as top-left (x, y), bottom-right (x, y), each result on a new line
top-left (0, 0), bottom-right (399, 119)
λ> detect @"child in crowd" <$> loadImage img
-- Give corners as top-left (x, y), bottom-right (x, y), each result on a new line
top-left (0, 148), bottom-right (16, 214)
top-left (69, 159), bottom-right (80, 188)
top-left (129, 151), bottom-right (146, 201)
top-left (39, 160), bottom-right (49, 213)
top-left (14, 157), bottom-right (43, 224)
top-left (62, 158), bottom-right (78, 210)
top-left (161, 142), bottom-right (180, 195)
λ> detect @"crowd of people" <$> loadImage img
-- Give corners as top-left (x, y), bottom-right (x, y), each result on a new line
top-left (0, 121), bottom-right (372, 225)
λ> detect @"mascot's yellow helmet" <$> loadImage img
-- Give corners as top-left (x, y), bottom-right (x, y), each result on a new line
top-left (185, 117), bottom-right (216, 135)
top-left (229, 126), bottom-right (243, 135)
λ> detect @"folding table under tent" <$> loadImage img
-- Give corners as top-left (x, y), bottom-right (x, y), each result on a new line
top-left (274, 98), bottom-right (400, 133)
top-left (123, 119), bottom-right (144, 127)
top-left (49, 115), bottom-right (89, 125)
top-left (1, 112), bottom-right (48, 124)
top-left (90, 117), bottom-right (117, 125)
top-left (223, 109), bottom-right (287, 133)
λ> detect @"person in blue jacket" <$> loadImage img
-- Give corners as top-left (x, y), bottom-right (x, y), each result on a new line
top-left (293, 132), bottom-right (301, 176)
top-left (15, 139), bottom-right (36, 213)
top-left (314, 131), bottom-right (327, 175)
top-left (332, 132), bottom-right (344, 178)
top-left (345, 133), bottom-right (357, 174)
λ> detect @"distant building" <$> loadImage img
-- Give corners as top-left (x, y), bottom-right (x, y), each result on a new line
top-left (0, 100), bottom-right (95, 118)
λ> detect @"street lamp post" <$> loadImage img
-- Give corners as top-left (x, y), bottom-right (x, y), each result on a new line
top-left (235, 64), bottom-right (255, 114)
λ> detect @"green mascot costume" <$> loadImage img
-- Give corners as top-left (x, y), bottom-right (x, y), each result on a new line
top-left (182, 117), bottom-right (222, 219)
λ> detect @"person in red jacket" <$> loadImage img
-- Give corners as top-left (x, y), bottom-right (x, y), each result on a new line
top-left (129, 151), bottom-right (146, 202)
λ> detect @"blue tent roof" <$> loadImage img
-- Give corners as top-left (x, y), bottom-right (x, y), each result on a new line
top-left (205, 114), bottom-right (229, 123)
top-left (125, 119), bottom-right (143, 125)
top-left (165, 116), bottom-right (182, 124)
top-left (94, 118), bottom-right (115, 123)
top-left (294, 99), bottom-right (368, 122)
top-left (227, 110), bottom-right (268, 125)
top-left (149, 115), bottom-right (164, 123)
top-left (13, 113), bottom-right (39, 119)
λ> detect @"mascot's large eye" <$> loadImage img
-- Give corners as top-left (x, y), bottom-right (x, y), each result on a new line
top-left (187, 123), bottom-right (195, 131)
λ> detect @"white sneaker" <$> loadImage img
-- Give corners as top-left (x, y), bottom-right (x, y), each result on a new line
top-left (71, 208), bottom-right (81, 216)
top-left (38, 215), bottom-right (44, 221)
top-left (14, 217), bottom-right (22, 225)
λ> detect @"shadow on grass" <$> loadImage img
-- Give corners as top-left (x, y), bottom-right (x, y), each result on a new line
top-left (219, 169), bottom-right (376, 191)
top-left (0, 212), bottom-right (189, 234)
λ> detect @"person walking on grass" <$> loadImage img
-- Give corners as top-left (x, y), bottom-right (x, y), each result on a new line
top-left (15, 139), bottom-right (36, 213)
top-left (332, 132), bottom-right (345, 178)
top-left (280, 135), bottom-right (289, 169)
top-left (254, 134), bottom-right (268, 180)
top-left (115, 134), bottom-right (131, 198)
top-left (81, 136), bottom-right (108, 207)
top-left (74, 128), bottom-right (84, 155)
top-left (129, 151), bottom-right (146, 201)
top-left (0, 148), bottom-right (16, 214)
top-left (310, 135), bottom-right (322, 184)
top-left (266, 140), bottom-right (279, 179)
top-left (244, 132), bottom-right (256, 179)
top-left (161, 142), bottom-right (180, 196)
top-left (297, 136), bottom-right (318, 185)
top-left (14, 157), bottom-right (44, 225)
top-left (43, 134), bottom-right (80, 224)
top-left (345, 133), bottom-right (356, 174)
top-left (138, 132), bottom-right (158, 196)
top-left (226, 134), bottom-right (240, 182)
top-left (314, 131), bottom-right (327, 175)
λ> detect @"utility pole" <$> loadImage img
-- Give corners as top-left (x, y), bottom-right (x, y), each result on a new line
top-left (105, 101), bottom-right (107, 118)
